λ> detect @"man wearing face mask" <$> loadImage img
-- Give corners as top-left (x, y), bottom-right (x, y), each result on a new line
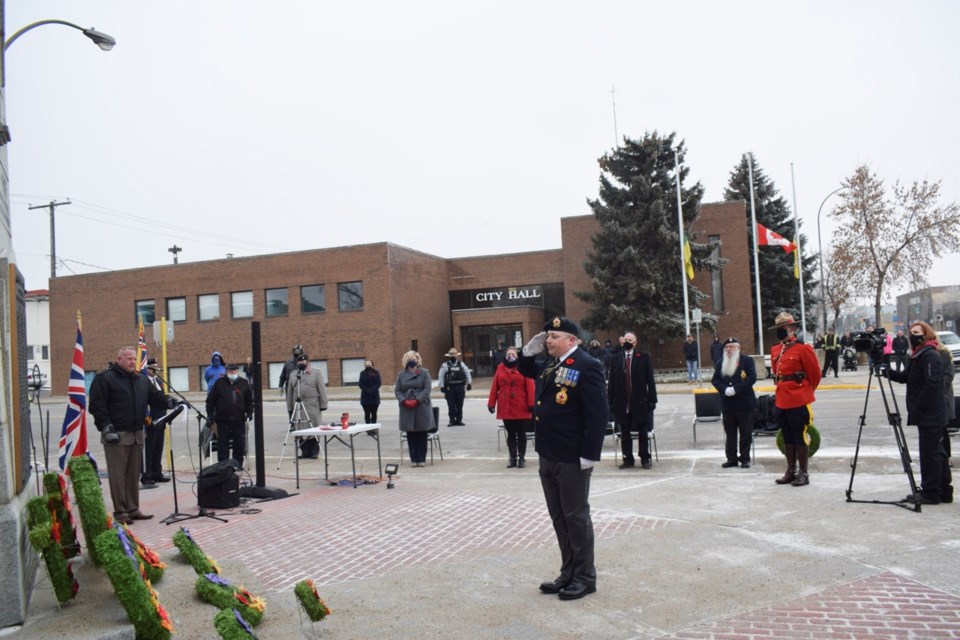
top-left (607, 331), bottom-right (657, 469)
top-left (770, 312), bottom-right (821, 487)
top-left (206, 363), bottom-right (254, 467)
top-left (438, 348), bottom-right (472, 426)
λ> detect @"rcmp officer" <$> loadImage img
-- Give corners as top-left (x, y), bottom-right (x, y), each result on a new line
top-left (518, 316), bottom-right (607, 601)
top-left (770, 312), bottom-right (821, 486)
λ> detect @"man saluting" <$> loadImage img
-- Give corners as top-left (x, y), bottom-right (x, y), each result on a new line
top-left (518, 316), bottom-right (607, 601)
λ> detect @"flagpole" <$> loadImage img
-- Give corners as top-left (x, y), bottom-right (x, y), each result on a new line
top-left (790, 163), bottom-right (807, 338)
top-left (748, 153), bottom-right (764, 355)
top-left (675, 149), bottom-right (691, 336)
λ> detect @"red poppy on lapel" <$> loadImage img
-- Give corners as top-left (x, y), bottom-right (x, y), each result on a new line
top-left (564, 358), bottom-right (575, 365)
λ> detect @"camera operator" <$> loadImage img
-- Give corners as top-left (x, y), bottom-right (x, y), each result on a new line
top-left (770, 313), bottom-right (821, 487)
top-left (278, 343), bottom-right (305, 420)
top-left (286, 353), bottom-right (329, 458)
top-left (89, 346), bottom-right (176, 525)
top-left (884, 321), bottom-right (953, 505)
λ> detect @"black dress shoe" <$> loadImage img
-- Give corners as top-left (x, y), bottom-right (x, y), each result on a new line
top-left (721, 460), bottom-right (738, 468)
top-left (618, 461), bottom-right (635, 469)
top-left (154, 476), bottom-right (171, 483)
top-left (539, 577), bottom-right (570, 594)
top-left (641, 460), bottom-right (652, 469)
top-left (558, 581), bottom-right (596, 600)
top-left (740, 462), bottom-right (750, 469)
top-left (905, 494), bottom-right (940, 505)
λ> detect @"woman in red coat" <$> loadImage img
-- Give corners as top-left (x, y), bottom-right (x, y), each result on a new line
top-left (488, 347), bottom-right (536, 468)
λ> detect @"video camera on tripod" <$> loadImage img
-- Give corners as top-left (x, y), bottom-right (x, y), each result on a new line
top-left (853, 326), bottom-right (887, 369)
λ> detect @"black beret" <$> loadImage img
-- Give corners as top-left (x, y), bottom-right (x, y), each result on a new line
top-left (543, 316), bottom-right (580, 336)
top-left (723, 337), bottom-right (740, 345)
top-left (226, 363), bottom-right (241, 370)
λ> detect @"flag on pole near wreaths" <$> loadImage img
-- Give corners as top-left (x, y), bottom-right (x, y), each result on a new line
top-left (683, 239), bottom-right (695, 280)
top-left (757, 223), bottom-right (797, 253)
top-left (58, 312), bottom-right (88, 473)
top-left (136, 314), bottom-right (148, 372)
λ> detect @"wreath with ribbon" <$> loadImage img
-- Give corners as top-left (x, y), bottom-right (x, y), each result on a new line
top-left (294, 579), bottom-right (332, 622)
top-left (196, 573), bottom-right (266, 627)
top-left (68, 455), bottom-right (111, 567)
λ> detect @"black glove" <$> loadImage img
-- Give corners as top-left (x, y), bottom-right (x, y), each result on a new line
top-left (488, 406), bottom-right (495, 414)
top-left (101, 423), bottom-right (119, 444)
top-left (440, 386), bottom-right (447, 394)
top-left (649, 403), bottom-right (656, 412)
top-left (166, 396), bottom-right (178, 410)
top-left (467, 384), bottom-right (472, 391)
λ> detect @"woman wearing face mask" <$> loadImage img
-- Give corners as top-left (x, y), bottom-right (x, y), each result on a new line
top-left (886, 321), bottom-right (953, 505)
top-left (395, 351), bottom-right (434, 466)
top-left (358, 359), bottom-right (382, 424)
top-left (487, 347), bottom-right (536, 468)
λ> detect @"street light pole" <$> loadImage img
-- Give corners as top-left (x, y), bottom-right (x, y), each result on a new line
top-left (28, 200), bottom-right (71, 279)
top-left (817, 187), bottom-right (844, 333)
top-left (5, 19), bottom-right (116, 51)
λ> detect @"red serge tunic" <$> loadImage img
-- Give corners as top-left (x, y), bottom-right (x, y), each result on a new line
top-left (771, 338), bottom-right (822, 410)
top-left (488, 363), bottom-right (535, 420)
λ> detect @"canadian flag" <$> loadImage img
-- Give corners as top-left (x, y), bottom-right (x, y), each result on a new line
top-left (757, 223), bottom-right (797, 253)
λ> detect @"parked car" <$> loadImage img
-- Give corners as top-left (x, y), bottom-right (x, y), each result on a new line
top-left (936, 331), bottom-right (960, 365)
top-left (26, 370), bottom-right (48, 389)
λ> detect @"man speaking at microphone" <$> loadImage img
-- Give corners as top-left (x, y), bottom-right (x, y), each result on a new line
top-left (518, 316), bottom-right (607, 601)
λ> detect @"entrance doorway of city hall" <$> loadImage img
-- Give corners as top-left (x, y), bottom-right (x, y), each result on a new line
top-left (460, 325), bottom-right (523, 377)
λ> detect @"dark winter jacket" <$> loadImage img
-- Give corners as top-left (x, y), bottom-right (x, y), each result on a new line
top-left (709, 340), bottom-right (724, 366)
top-left (206, 376), bottom-right (254, 424)
top-left (892, 335), bottom-right (910, 356)
top-left (887, 343), bottom-right (946, 427)
top-left (358, 368), bottom-right (382, 407)
top-left (89, 363), bottom-right (170, 433)
top-left (712, 354), bottom-right (759, 412)
top-left (683, 341), bottom-right (698, 362)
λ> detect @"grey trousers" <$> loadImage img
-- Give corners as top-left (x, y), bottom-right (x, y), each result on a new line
top-left (538, 457), bottom-right (596, 586)
top-left (103, 429), bottom-right (144, 517)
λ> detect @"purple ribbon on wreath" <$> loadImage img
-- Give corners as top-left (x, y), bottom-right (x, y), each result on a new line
top-left (205, 572), bottom-right (231, 586)
top-left (233, 609), bottom-right (257, 638)
top-left (181, 527), bottom-right (195, 543)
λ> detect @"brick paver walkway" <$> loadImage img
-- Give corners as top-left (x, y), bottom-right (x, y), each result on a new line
top-left (665, 571), bottom-right (960, 639)
top-left (128, 481), bottom-right (671, 592)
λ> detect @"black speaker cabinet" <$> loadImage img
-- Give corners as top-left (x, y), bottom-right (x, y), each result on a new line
top-left (198, 475), bottom-right (240, 509)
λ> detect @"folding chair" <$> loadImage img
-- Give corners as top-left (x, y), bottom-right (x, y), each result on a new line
top-left (400, 427), bottom-right (443, 466)
top-left (692, 391), bottom-right (722, 446)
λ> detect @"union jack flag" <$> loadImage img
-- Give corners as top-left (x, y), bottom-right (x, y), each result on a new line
top-left (58, 313), bottom-right (88, 473)
top-left (136, 314), bottom-right (148, 372)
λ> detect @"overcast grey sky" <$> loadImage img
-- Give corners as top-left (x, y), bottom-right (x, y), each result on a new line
top-left (6, 1), bottom-right (958, 303)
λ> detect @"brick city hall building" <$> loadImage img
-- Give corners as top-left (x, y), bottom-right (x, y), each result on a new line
top-left (49, 203), bottom-right (755, 390)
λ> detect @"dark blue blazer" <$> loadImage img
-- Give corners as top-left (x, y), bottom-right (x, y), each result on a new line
top-left (518, 346), bottom-right (608, 463)
top-left (711, 354), bottom-right (758, 412)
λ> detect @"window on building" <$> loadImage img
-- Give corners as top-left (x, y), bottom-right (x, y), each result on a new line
top-left (167, 297), bottom-right (187, 322)
top-left (135, 299), bottom-right (155, 325)
top-left (167, 367), bottom-right (189, 392)
top-left (232, 291), bottom-right (254, 318)
top-left (42, 345), bottom-right (49, 360)
top-left (265, 288), bottom-right (289, 317)
top-left (338, 281), bottom-right (364, 311)
top-left (709, 235), bottom-right (724, 312)
top-left (268, 362), bottom-right (285, 389)
top-left (341, 358), bottom-right (365, 386)
top-left (301, 285), bottom-right (326, 314)
top-left (311, 360), bottom-right (329, 385)
top-left (198, 294), bottom-right (220, 321)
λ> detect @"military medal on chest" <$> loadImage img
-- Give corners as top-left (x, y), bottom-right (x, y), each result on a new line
top-left (555, 387), bottom-right (568, 405)
top-left (553, 366), bottom-right (580, 405)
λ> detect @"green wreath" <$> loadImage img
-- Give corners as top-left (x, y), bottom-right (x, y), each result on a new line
top-left (214, 608), bottom-right (259, 640)
top-left (173, 527), bottom-right (221, 575)
top-left (26, 496), bottom-right (79, 605)
top-left (195, 574), bottom-right (265, 626)
top-left (43, 473), bottom-right (80, 559)
top-left (123, 523), bottom-right (166, 584)
top-left (94, 525), bottom-right (174, 640)
top-left (294, 579), bottom-right (331, 622)
top-left (775, 423), bottom-right (821, 457)
top-left (68, 455), bottom-right (110, 567)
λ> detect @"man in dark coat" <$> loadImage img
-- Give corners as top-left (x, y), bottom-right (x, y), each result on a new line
top-left (518, 316), bottom-right (607, 601)
top-left (140, 358), bottom-right (170, 487)
top-left (607, 331), bottom-right (657, 469)
top-left (90, 346), bottom-right (173, 525)
top-left (709, 335), bottom-right (724, 368)
top-left (711, 337), bottom-right (758, 468)
top-left (892, 330), bottom-right (910, 372)
top-left (207, 363), bottom-right (254, 466)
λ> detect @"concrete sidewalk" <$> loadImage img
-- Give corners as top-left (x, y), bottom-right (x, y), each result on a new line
top-left (13, 367), bottom-right (960, 639)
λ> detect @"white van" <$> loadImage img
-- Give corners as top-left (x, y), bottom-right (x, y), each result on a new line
top-left (936, 331), bottom-right (960, 365)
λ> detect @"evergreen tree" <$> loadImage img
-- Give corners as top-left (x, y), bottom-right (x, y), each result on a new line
top-left (724, 155), bottom-right (818, 334)
top-left (576, 132), bottom-right (718, 340)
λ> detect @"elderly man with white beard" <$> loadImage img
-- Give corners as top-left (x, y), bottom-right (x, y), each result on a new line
top-left (711, 337), bottom-right (758, 468)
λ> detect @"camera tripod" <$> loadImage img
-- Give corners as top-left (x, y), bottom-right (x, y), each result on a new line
top-left (277, 372), bottom-right (321, 468)
top-left (846, 362), bottom-right (922, 512)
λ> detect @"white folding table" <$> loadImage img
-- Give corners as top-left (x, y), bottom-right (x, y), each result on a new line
top-left (291, 423), bottom-right (382, 488)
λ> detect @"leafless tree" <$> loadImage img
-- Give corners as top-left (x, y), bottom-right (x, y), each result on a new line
top-left (829, 165), bottom-right (960, 326)
top-left (821, 247), bottom-right (856, 329)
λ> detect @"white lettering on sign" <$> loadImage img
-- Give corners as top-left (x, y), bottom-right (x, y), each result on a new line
top-left (507, 287), bottom-right (541, 300)
top-left (475, 291), bottom-right (504, 302)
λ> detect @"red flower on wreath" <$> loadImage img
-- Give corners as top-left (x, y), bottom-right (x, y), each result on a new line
top-left (564, 358), bottom-right (575, 365)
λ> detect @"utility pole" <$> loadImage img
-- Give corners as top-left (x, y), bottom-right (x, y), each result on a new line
top-left (28, 199), bottom-right (71, 279)
top-left (168, 244), bottom-right (182, 264)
